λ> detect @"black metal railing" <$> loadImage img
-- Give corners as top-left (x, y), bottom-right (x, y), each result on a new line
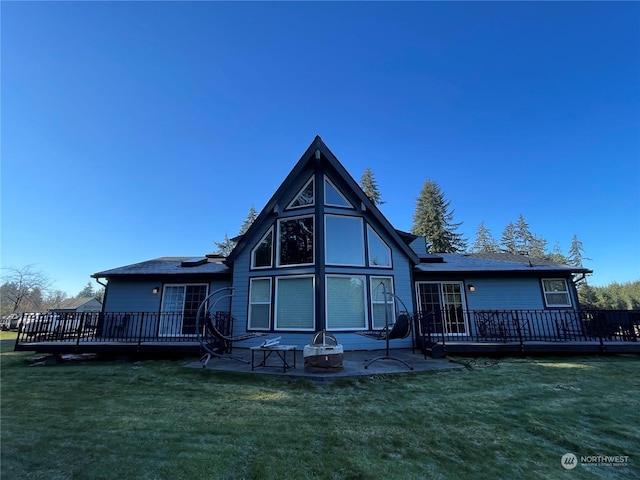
top-left (415, 309), bottom-right (640, 350)
top-left (14, 311), bottom-right (226, 347)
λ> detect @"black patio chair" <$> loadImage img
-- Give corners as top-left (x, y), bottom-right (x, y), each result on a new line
top-left (356, 312), bottom-right (414, 370)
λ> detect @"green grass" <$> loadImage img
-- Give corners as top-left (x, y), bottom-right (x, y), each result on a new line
top-left (1, 352), bottom-right (638, 480)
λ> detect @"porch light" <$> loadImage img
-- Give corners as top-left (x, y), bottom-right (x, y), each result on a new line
top-left (152, 287), bottom-right (160, 295)
top-left (467, 284), bottom-right (476, 292)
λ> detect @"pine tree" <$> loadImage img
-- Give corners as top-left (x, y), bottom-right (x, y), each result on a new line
top-left (239, 206), bottom-right (257, 235)
top-left (500, 222), bottom-right (518, 254)
top-left (214, 233), bottom-right (235, 257)
top-left (359, 168), bottom-right (385, 206)
top-left (471, 221), bottom-right (499, 253)
top-left (568, 234), bottom-right (589, 268)
top-left (411, 180), bottom-right (467, 253)
top-left (77, 281), bottom-right (95, 298)
top-left (545, 242), bottom-right (568, 264)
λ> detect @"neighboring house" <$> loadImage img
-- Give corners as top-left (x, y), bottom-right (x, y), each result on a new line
top-left (50, 297), bottom-right (102, 313)
top-left (92, 137), bottom-right (591, 351)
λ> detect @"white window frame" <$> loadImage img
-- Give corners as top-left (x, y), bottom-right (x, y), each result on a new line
top-left (325, 274), bottom-right (368, 331)
top-left (276, 215), bottom-right (315, 267)
top-left (542, 278), bottom-right (572, 307)
top-left (370, 276), bottom-right (396, 329)
top-left (324, 175), bottom-right (354, 209)
top-left (286, 176), bottom-right (315, 210)
top-left (366, 225), bottom-right (392, 268)
top-left (324, 214), bottom-right (365, 266)
top-left (250, 226), bottom-right (274, 270)
top-left (274, 275), bottom-right (316, 331)
top-left (248, 277), bottom-right (272, 330)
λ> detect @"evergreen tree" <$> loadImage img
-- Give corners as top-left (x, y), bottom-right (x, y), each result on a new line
top-left (359, 168), bottom-right (385, 206)
top-left (514, 214), bottom-right (533, 255)
top-left (500, 222), bottom-right (518, 254)
top-left (77, 281), bottom-right (95, 298)
top-left (545, 242), bottom-right (568, 264)
top-left (239, 206), bottom-right (257, 235)
top-left (471, 221), bottom-right (499, 253)
top-left (214, 233), bottom-right (235, 257)
top-left (568, 234), bottom-right (589, 268)
top-left (411, 180), bottom-right (467, 253)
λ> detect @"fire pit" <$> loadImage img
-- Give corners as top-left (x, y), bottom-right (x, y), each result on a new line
top-left (303, 331), bottom-right (344, 373)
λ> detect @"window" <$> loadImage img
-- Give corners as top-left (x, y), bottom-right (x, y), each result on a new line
top-left (416, 282), bottom-right (467, 334)
top-left (251, 227), bottom-right (273, 269)
top-left (287, 177), bottom-right (314, 209)
top-left (325, 215), bottom-right (365, 266)
top-left (326, 275), bottom-right (367, 330)
top-left (324, 177), bottom-right (353, 208)
top-left (160, 284), bottom-right (208, 336)
top-left (249, 278), bottom-right (271, 329)
top-left (275, 276), bottom-right (315, 330)
top-left (371, 277), bottom-right (395, 329)
top-left (542, 278), bottom-right (571, 307)
top-left (277, 216), bottom-right (314, 266)
top-left (367, 225), bottom-right (392, 267)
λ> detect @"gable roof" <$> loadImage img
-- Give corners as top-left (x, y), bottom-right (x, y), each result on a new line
top-left (415, 252), bottom-right (592, 275)
top-left (54, 297), bottom-right (102, 310)
top-left (226, 136), bottom-right (420, 265)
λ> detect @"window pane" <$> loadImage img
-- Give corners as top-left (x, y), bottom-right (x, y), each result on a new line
top-left (278, 216), bottom-right (314, 266)
top-left (324, 178), bottom-right (352, 207)
top-left (250, 305), bottom-right (270, 329)
top-left (326, 276), bottom-right (366, 329)
top-left (289, 178), bottom-right (314, 208)
top-left (161, 286), bottom-right (185, 312)
top-left (542, 278), bottom-right (571, 306)
top-left (252, 230), bottom-right (273, 268)
top-left (276, 277), bottom-right (314, 329)
top-left (325, 216), bottom-right (365, 266)
top-left (371, 277), bottom-right (395, 329)
top-left (367, 226), bottom-right (391, 267)
top-left (250, 279), bottom-right (271, 302)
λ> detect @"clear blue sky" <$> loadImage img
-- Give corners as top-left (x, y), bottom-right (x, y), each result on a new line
top-left (2, 1), bottom-right (639, 296)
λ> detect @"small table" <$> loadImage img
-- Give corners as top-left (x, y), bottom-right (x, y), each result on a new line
top-left (250, 345), bottom-right (297, 372)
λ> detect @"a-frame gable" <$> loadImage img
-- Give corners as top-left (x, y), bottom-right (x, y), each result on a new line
top-left (226, 136), bottom-right (420, 266)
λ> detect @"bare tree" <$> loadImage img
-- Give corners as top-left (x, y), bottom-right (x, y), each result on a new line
top-left (0, 265), bottom-right (53, 314)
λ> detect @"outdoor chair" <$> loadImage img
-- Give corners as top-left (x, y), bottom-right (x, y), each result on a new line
top-left (113, 314), bottom-right (129, 337)
top-left (196, 287), bottom-right (266, 367)
top-left (356, 312), bottom-right (414, 370)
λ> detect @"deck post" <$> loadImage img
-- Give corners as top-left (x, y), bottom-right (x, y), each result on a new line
top-left (137, 312), bottom-right (145, 350)
top-left (76, 313), bottom-right (85, 349)
top-left (515, 310), bottom-right (524, 352)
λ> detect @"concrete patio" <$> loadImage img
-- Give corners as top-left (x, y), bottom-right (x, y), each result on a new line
top-left (186, 348), bottom-right (464, 381)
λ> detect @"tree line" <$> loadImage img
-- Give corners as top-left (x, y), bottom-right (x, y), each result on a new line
top-left (0, 265), bottom-right (103, 317)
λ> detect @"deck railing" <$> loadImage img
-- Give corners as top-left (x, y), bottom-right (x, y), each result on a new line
top-left (415, 309), bottom-right (640, 349)
top-left (12, 309), bottom-right (640, 353)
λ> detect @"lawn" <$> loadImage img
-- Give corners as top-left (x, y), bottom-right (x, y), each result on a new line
top-left (1, 349), bottom-right (638, 480)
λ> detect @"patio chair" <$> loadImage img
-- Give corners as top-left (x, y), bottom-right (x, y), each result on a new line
top-left (356, 312), bottom-right (414, 370)
top-left (113, 314), bottom-right (129, 337)
top-left (196, 287), bottom-right (266, 367)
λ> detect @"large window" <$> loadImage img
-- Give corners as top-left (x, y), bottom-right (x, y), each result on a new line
top-left (325, 215), bottom-right (365, 266)
top-left (275, 276), bottom-right (315, 330)
top-left (416, 282), bottom-right (467, 334)
top-left (248, 278), bottom-right (271, 330)
top-left (160, 284), bottom-right (208, 336)
top-left (251, 228), bottom-right (273, 269)
top-left (326, 275), bottom-right (367, 330)
top-left (371, 277), bottom-right (395, 329)
top-left (542, 279), bottom-right (571, 307)
top-left (367, 225), bottom-right (392, 267)
top-left (278, 216), bottom-right (314, 266)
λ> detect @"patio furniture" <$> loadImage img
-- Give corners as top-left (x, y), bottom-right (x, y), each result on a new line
top-left (250, 345), bottom-right (297, 372)
top-left (196, 287), bottom-right (266, 367)
top-left (356, 312), bottom-right (414, 370)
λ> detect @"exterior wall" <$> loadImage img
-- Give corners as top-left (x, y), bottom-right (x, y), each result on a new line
top-left (464, 277), bottom-right (546, 311)
top-left (104, 280), bottom-right (162, 312)
top-left (77, 299), bottom-right (103, 312)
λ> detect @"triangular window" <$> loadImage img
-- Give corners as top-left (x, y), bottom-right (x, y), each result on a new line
top-left (287, 177), bottom-right (314, 209)
top-left (251, 227), bottom-right (273, 269)
top-left (324, 177), bottom-right (353, 208)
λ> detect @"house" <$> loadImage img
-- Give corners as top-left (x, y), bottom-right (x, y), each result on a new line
top-left (92, 137), bottom-right (594, 351)
top-left (49, 297), bottom-right (102, 313)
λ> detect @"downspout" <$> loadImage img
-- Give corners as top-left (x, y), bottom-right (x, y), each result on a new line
top-left (94, 277), bottom-right (108, 313)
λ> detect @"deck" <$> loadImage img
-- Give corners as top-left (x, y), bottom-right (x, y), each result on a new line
top-left (10, 309), bottom-right (640, 358)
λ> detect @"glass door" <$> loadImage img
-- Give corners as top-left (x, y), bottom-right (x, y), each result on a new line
top-left (416, 282), bottom-right (467, 335)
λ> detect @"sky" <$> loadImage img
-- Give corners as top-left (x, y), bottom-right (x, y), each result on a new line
top-left (2, 1), bottom-right (639, 296)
